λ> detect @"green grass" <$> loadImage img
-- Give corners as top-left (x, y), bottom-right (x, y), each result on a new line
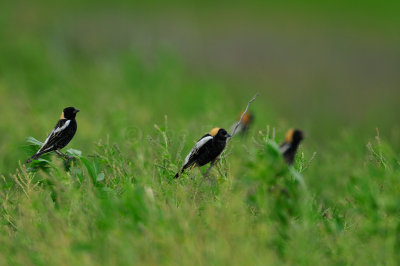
top-left (2, 118), bottom-right (400, 265)
top-left (1, 1), bottom-right (400, 265)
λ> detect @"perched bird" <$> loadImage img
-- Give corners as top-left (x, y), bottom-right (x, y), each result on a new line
top-left (231, 111), bottom-right (254, 137)
top-left (174, 128), bottom-right (231, 178)
top-left (26, 107), bottom-right (80, 163)
top-left (280, 129), bottom-right (304, 165)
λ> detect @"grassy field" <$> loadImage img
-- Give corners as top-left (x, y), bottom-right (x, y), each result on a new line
top-left (1, 1), bottom-right (400, 265)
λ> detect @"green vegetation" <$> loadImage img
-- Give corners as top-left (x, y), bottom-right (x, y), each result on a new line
top-left (1, 1), bottom-right (400, 265)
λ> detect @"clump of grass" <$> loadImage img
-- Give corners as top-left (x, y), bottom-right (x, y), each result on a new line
top-left (1, 117), bottom-right (400, 265)
top-left (0, 27), bottom-right (399, 263)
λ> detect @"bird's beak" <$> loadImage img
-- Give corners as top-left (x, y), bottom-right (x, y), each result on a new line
top-left (226, 133), bottom-right (232, 138)
top-left (74, 109), bottom-right (80, 113)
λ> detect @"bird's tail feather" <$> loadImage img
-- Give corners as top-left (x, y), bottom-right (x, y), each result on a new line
top-left (174, 163), bottom-right (193, 178)
top-left (26, 152), bottom-right (43, 163)
top-left (174, 167), bottom-right (186, 178)
top-left (174, 170), bottom-right (182, 178)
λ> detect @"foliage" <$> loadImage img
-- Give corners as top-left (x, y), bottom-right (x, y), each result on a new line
top-left (1, 2), bottom-right (399, 264)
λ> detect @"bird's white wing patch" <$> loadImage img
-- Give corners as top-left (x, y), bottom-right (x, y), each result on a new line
top-left (38, 129), bottom-right (55, 153)
top-left (184, 136), bottom-right (213, 165)
top-left (38, 120), bottom-right (71, 153)
top-left (54, 120), bottom-right (70, 133)
top-left (280, 143), bottom-right (291, 154)
top-left (43, 129), bottom-right (54, 145)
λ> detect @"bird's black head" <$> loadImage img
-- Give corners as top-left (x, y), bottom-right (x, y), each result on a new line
top-left (210, 128), bottom-right (231, 140)
top-left (61, 107), bottom-right (80, 120)
top-left (284, 129), bottom-right (304, 146)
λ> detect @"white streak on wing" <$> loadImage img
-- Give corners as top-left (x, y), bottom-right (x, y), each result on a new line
top-left (37, 120), bottom-right (70, 153)
top-left (43, 129), bottom-right (54, 145)
top-left (280, 143), bottom-right (291, 154)
top-left (37, 130), bottom-right (55, 153)
top-left (184, 136), bottom-right (213, 165)
top-left (54, 120), bottom-right (70, 133)
top-left (40, 145), bottom-right (54, 152)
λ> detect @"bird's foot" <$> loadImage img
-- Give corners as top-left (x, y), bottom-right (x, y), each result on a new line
top-left (55, 150), bottom-right (75, 162)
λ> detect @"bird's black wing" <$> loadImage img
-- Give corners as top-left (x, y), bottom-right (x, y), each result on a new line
top-left (279, 142), bottom-right (291, 155)
top-left (36, 119), bottom-right (71, 154)
top-left (183, 134), bottom-right (213, 168)
top-left (173, 134), bottom-right (214, 178)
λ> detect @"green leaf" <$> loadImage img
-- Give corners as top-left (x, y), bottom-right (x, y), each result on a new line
top-left (67, 148), bottom-right (82, 158)
top-left (96, 172), bottom-right (105, 182)
top-left (80, 157), bottom-right (97, 183)
top-left (26, 136), bottom-right (43, 146)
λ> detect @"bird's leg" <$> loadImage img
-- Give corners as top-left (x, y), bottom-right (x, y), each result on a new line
top-left (55, 150), bottom-right (74, 161)
top-left (203, 161), bottom-right (215, 178)
top-left (203, 158), bottom-right (220, 179)
top-left (55, 150), bottom-right (66, 158)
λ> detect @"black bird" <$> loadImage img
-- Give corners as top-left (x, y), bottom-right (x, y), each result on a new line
top-left (175, 128), bottom-right (231, 178)
top-left (231, 111), bottom-right (254, 137)
top-left (280, 129), bottom-right (304, 165)
top-left (26, 107), bottom-right (80, 163)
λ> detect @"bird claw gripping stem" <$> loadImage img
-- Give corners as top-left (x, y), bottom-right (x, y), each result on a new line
top-left (55, 150), bottom-right (75, 162)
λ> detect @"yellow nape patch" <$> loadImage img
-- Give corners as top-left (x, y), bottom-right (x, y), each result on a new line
top-left (285, 129), bottom-right (295, 143)
top-left (60, 112), bottom-right (65, 119)
top-left (210, 127), bottom-right (221, 137)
